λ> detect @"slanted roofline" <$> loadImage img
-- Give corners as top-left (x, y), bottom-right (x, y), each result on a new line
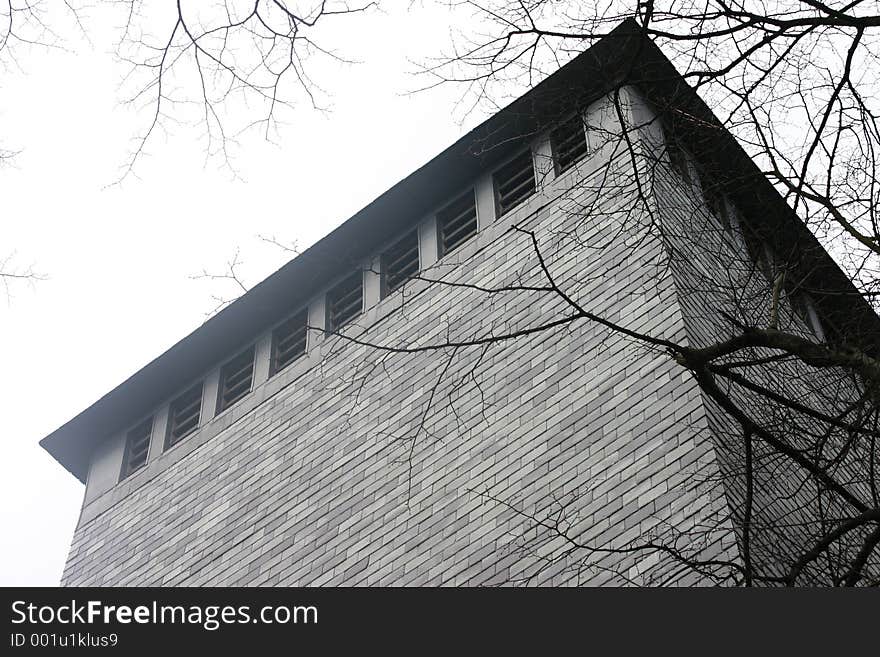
top-left (40, 18), bottom-right (879, 482)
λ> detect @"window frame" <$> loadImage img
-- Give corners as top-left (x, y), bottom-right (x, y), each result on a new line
top-left (437, 188), bottom-right (479, 258)
top-left (216, 345), bottom-right (256, 415)
top-left (493, 148), bottom-right (537, 217)
top-left (381, 230), bottom-right (420, 298)
top-left (119, 416), bottom-right (153, 481)
top-left (270, 310), bottom-right (309, 376)
top-left (164, 382), bottom-right (204, 450)
top-left (550, 112), bottom-right (589, 175)
top-left (326, 271), bottom-right (364, 332)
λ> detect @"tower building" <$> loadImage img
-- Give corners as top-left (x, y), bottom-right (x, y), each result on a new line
top-left (42, 20), bottom-right (879, 586)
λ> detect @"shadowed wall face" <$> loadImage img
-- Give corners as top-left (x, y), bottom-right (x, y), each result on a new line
top-left (653, 121), bottom-right (880, 585)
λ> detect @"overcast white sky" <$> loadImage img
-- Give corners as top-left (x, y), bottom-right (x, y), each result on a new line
top-left (0, 3), bottom-right (500, 585)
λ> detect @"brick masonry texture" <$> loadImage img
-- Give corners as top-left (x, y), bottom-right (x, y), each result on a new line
top-left (61, 90), bottom-right (750, 586)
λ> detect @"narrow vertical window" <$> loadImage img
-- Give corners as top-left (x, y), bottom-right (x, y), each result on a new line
top-left (803, 295), bottom-right (826, 341)
top-left (700, 172), bottom-right (730, 232)
top-left (326, 272), bottom-right (363, 331)
top-left (165, 383), bottom-right (203, 449)
top-left (217, 346), bottom-right (255, 413)
top-left (381, 231), bottom-right (420, 296)
top-left (760, 243), bottom-right (777, 281)
top-left (493, 150), bottom-right (536, 216)
top-left (551, 113), bottom-right (589, 174)
top-left (437, 190), bottom-right (478, 257)
top-left (120, 417), bottom-right (152, 480)
top-left (271, 311), bottom-right (308, 375)
top-left (668, 142), bottom-right (691, 183)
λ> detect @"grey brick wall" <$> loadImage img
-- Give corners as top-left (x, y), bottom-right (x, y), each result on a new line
top-left (61, 89), bottom-right (743, 586)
